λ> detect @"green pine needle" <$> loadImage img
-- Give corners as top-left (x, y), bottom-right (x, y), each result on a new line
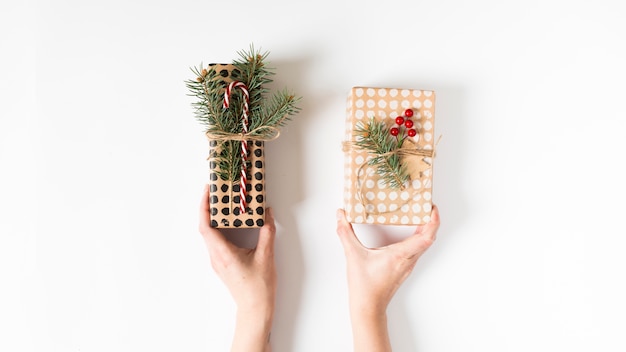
top-left (185, 45), bottom-right (301, 183)
top-left (354, 117), bottom-right (408, 189)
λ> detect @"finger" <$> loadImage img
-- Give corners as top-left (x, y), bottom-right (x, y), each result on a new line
top-left (198, 184), bottom-right (211, 229)
top-left (395, 205), bottom-right (440, 257)
top-left (335, 209), bottom-right (364, 253)
top-left (198, 184), bottom-right (229, 251)
top-left (418, 204), bottom-right (440, 241)
top-left (257, 207), bottom-right (276, 256)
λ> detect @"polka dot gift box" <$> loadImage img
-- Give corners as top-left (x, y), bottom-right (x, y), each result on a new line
top-left (205, 64), bottom-right (267, 228)
top-left (207, 137), bottom-right (267, 228)
top-left (186, 47), bottom-right (300, 228)
top-left (343, 87), bottom-right (436, 225)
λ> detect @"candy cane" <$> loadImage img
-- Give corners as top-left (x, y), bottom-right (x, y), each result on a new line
top-left (223, 81), bottom-right (250, 213)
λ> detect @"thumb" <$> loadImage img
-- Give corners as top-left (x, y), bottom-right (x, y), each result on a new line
top-left (256, 207), bottom-right (276, 256)
top-left (395, 204), bottom-right (440, 258)
top-left (335, 209), bottom-right (363, 254)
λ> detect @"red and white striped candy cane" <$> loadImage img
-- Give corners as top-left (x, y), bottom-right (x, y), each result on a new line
top-left (223, 81), bottom-right (250, 213)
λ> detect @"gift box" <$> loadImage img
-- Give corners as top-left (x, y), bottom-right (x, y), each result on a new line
top-left (208, 139), bottom-right (266, 228)
top-left (206, 64), bottom-right (265, 228)
top-left (187, 47), bottom-right (300, 229)
top-left (343, 87), bottom-right (436, 225)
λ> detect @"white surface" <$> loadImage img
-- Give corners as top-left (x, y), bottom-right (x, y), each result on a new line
top-left (2, 0), bottom-right (626, 351)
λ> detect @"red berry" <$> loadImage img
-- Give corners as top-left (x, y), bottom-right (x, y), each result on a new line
top-left (395, 116), bottom-right (404, 125)
top-left (407, 129), bottom-right (417, 137)
top-left (404, 109), bottom-right (414, 117)
top-left (390, 127), bottom-right (399, 136)
top-left (404, 119), bottom-right (414, 128)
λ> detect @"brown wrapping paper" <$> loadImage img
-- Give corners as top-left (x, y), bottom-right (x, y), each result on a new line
top-left (343, 87), bottom-right (436, 225)
top-left (207, 64), bottom-right (265, 228)
top-left (208, 140), bottom-right (266, 228)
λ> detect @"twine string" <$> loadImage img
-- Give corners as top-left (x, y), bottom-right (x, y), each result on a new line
top-left (342, 140), bottom-right (436, 218)
top-left (205, 126), bottom-right (280, 215)
top-left (205, 125), bottom-right (281, 142)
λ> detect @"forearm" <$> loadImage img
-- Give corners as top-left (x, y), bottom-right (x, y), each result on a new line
top-left (350, 309), bottom-right (392, 352)
top-left (231, 308), bottom-right (273, 352)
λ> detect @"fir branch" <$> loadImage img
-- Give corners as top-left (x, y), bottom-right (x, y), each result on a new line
top-left (354, 117), bottom-right (408, 189)
top-left (213, 140), bottom-right (244, 182)
top-left (186, 45), bottom-right (301, 183)
top-left (233, 44), bottom-right (273, 124)
top-left (185, 65), bottom-right (211, 127)
top-left (186, 64), bottom-right (245, 182)
top-left (251, 89), bottom-right (301, 132)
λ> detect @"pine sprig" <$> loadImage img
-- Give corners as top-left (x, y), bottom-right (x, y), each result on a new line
top-left (186, 65), bottom-right (233, 131)
top-left (233, 45), bottom-right (272, 119)
top-left (211, 140), bottom-right (244, 182)
top-left (253, 89), bottom-right (301, 131)
top-left (354, 117), bottom-right (408, 189)
top-left (185, 45), bottom-right (301, 183)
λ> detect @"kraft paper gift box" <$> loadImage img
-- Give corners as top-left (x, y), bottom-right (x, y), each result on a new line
top-left (343, 87), bottom-right (436, 225)
top-left (206, 64), bottom-right (266, 228)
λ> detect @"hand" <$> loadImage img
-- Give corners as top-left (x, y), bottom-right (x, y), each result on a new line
top-left (199, 185), bottom-right (276, 352)
top-left (336, 205), bottom-right (440, 351)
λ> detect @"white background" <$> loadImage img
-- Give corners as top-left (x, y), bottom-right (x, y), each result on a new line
top-left (2, 0), bottom-right (626, 351)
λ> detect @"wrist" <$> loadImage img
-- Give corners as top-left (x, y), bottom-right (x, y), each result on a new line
top-left (349, 308), bottom-right (391, 352)
top-left (349, 296), bottom-right (387, 320)
top-left (350, 304), bottom-right (387, 323)
top-left (231, 307), bottom-right (274, 352)
top-left (236, 304), bottom-right (274, 324)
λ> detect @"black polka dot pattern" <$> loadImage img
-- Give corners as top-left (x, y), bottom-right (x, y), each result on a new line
top-left (207, 138), bottom-right (265, 228)
top-left (208, 64), bottom-right (236, 93)
top-left (205, 64), bottom-right (266, 229)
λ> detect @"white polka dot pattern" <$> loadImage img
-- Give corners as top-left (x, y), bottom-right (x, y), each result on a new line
top-left (344, 87), bottom-right (436, 225)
